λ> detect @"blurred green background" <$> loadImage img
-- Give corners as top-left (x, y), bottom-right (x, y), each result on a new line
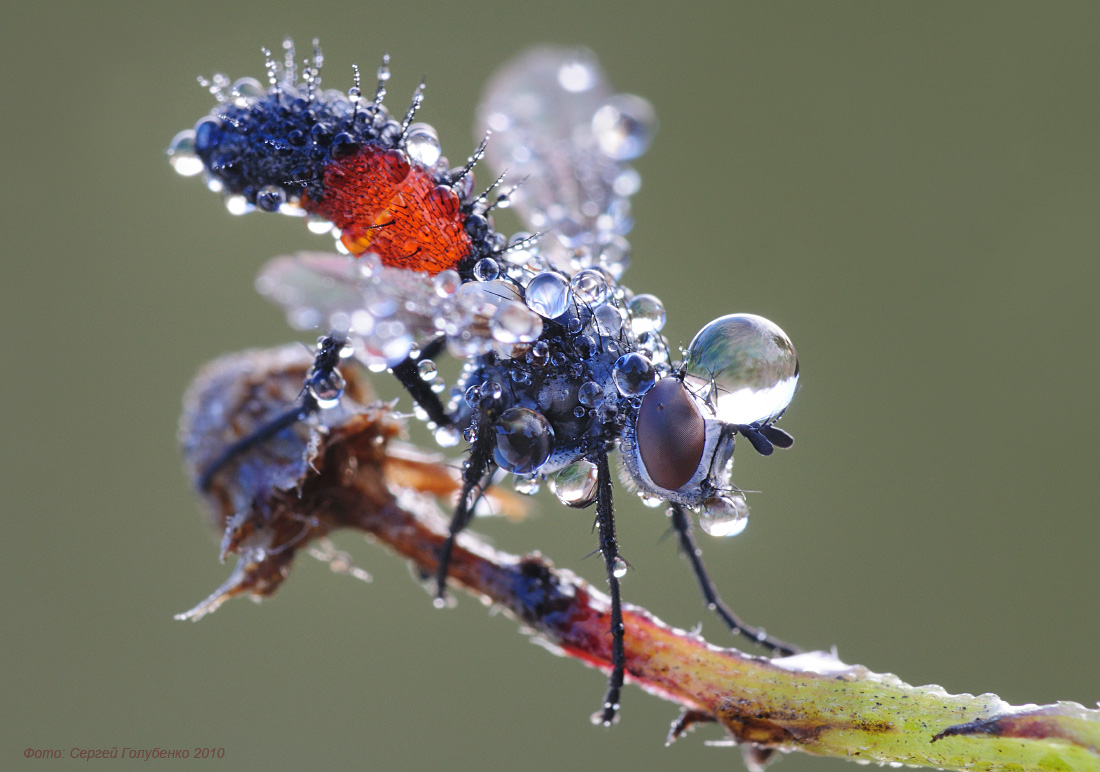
top-left (3, 2), bottom-right (1098, 770)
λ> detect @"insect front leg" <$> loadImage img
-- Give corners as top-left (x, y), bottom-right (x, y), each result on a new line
top-left (390, 335), bottom-right (451, 428)
top-left (592, 451), bottom-right (626, 726)
top-left (667, 503), bottom-right (799, 656)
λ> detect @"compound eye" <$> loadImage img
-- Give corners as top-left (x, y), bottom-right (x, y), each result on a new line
top-left (636, 377), bottom-right (706, 492)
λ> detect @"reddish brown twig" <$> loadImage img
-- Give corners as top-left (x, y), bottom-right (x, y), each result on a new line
top-left (178, 346), bottom-right (1100, 772)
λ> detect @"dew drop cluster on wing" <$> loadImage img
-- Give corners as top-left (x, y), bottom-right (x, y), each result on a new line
top-left (170, 41), bottom-right (800, 531)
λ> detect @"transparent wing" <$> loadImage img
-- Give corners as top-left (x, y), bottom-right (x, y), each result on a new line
top-left (475, 47), bottom-right (656, 279)
top-left (256, 252), bottom-right (540, 368)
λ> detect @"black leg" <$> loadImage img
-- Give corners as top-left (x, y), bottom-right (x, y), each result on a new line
top-left (434, 410), bottom-right (496, 602)
top-left (592, 451), bottom-right (626, 726)
top-left (391, 336), bottom-right (451, 428)
top-left (668, 503), bottom-right (799, 656)
top-left (198, 333), bottom-right (346, 491)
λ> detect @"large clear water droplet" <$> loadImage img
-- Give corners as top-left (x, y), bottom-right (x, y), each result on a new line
top-left (684, 314), bottom-right (798, 426)
top-left (404, 124), bottom-right (441, 166)
top-left (594, 304), bottom-right (623, 336)
top-left (550, 459), bottom-right (598, 507)
top-left (570, 269), bottom-right (610, 306)
top-left (698, 493), bottom-right (750, 538)
top-left (525, 271), bottom-right (570, 318)
top-left (612, 352), bottom-right (655, 397)
top-left (493, 408), bottom-right (554, 475)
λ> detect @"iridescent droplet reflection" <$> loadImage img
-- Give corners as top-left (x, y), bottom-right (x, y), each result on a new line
top-left (684, 313), bottom-right (798, 425)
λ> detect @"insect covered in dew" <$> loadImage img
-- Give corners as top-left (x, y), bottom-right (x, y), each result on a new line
top-left (169, 40), bottom-right (802, 726)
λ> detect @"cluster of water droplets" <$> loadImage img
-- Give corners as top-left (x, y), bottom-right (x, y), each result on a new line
top-left (475, 47), bottom-right (655, 280)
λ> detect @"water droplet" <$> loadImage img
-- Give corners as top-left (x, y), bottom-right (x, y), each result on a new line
top-left (548, 460), bottom-right (598, 506)
top-left (612, 353), bottom-right (656, 397)
top-left (434, 424), bottom-right (460, 447)
top-left (474, 257), bottom-right (501, 282)
top-left (230, 77), bottom-right (265, 104)
top-left (514, 476), bottom-right (540, 496)
top-left (493, 408), bottom-right (553, 475)
top-left (628, 294), bottom-right (665, 334)
top-left (223, 194), bottom-right (252, 215)
top-left (417, 359), bottom-right (437, 381)
top-left (381, 148), bottom-right (411, 184)
top-left (491, 300), bottom-right (544, 344)
top-left (306, 215), bottom-right (333, 234)
top-left (167, 130), bottom-right (203, 176)
top-left (481, 380), bottom-right (504, 402)
top-left (426, 185), bottom-right (460, 218)
top-left (433, 269), bottom-right (461, 297)
top-left (578, 381), bottom-right (604, 407)
top-left (464, 384), bottom-right (482, 408)
top-left (592, 93), bottom-right (658, 161)
top-left (404, 124), bottom-right (441, 166)
top-left (640, 493), bottom-right (664, 508)
top-left (612, 168), bottom-right (641, 197)
top-left (597, 237), bottom-right (631, 280)
top-left (570, 269), bottom-right (609, 306)
top-left (573, 335), bottom-right (597, 359)
top-left (698, 494), bottom-right (750, 537)
top-left (684, 314), bottom-right (799, 425)
top-left (526, 340), bottom-right (550, 367)
top-left (525, 272), bottom-right (570, 319)
top-left (611, 556), bottom-right (628, 578)
top-left (255, 184), bottom-right (286, 213)
top-left (309, 370), bottom-right (345, 408)
top-left (594, 304), bottom-right (623, 336)
top-left (558, 59), bottom-right (596, 92)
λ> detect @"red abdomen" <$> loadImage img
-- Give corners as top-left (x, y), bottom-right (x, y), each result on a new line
top-left (305, 145), bottom-right (471, 275)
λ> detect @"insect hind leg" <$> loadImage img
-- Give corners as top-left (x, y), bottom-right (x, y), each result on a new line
top-left (434, 408), bottom-right (496, 603)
